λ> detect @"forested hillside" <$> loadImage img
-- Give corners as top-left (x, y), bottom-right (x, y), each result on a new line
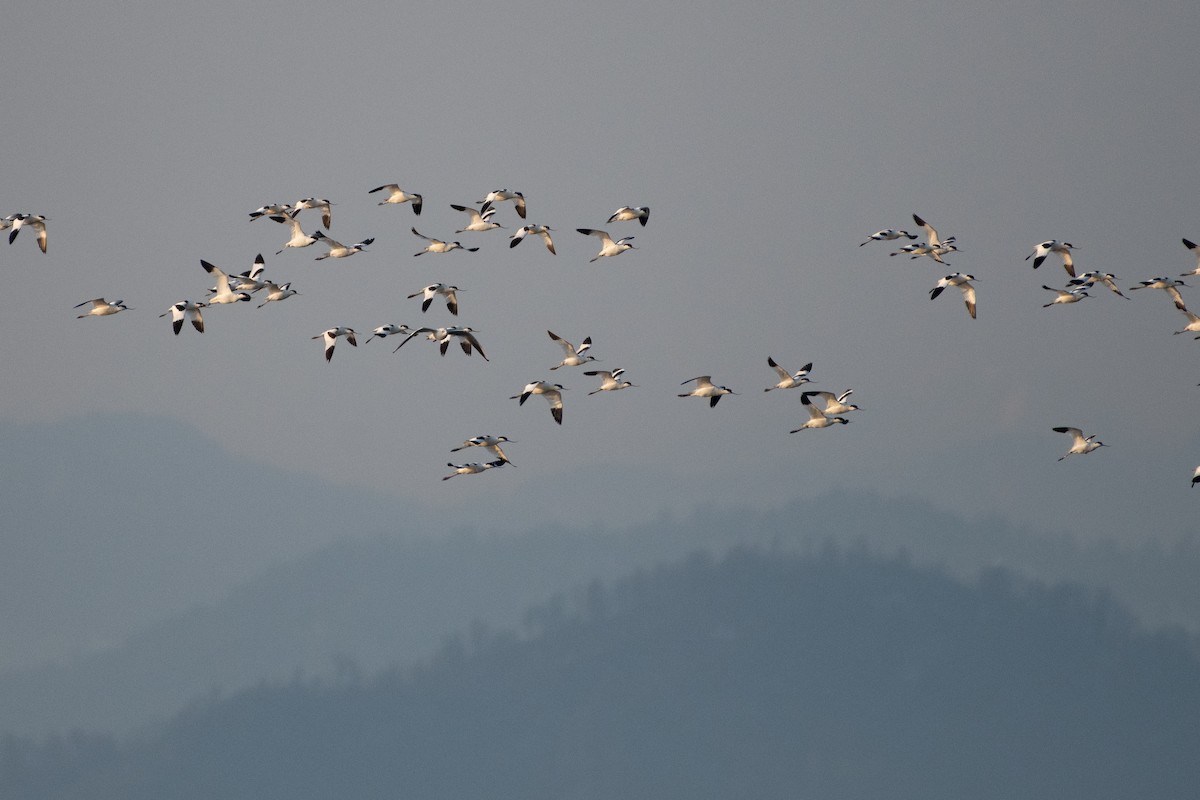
top-left (4, 548), bottom-right (1197, 800)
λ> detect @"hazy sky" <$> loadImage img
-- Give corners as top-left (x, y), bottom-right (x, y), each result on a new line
top-left (4, 0), bottom-right (1199, 550)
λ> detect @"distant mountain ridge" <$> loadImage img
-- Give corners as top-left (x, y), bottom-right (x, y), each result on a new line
top-left (2, 477), bottom-right (1198, 738)
top-left (4, 548), bottom-right (1197, 800)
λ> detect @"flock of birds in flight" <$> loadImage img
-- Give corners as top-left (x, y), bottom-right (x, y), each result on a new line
top-left (7, 197), bottom-right (1198, 485)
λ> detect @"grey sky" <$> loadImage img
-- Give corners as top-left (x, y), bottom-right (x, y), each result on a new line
top-left (3, 0), bottom-right (1198, 562)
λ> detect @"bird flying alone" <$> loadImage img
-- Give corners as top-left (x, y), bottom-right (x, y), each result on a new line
top-left (584, 368), bottom-right (636, 394)
top-left (311, 231), bottom-right (373, 259)
top-left (369, 184), bottom-right (423, 214)
top-left (577, 228), bottom-right (635, 262)
top-left (547, 330), bottom-right (596, 369)
top-left (929, 273), bottom-right (977, 319)
top-left (450, 435), bottom-right (515, 464)
top-left (478, 190), bottom-right (526, 219)
top-left (1027, 240), bottom-right (1077, 277)
top-left (313, 327), bottom-right (358, 362)
top-left (1042, 285), bottom-right (1089, 307)
top-left (509, 224), bottom-right (556, 254)
top-left (407, 284), bottom-right (460, 315)
top-left (6, 214), bottom-right (48, 253)
top-left (1052, 426), bottom-right (1106, 460)
top-left (75, 298), bottom-right (131, 318)
top-left (607, 206), bottom-right (650, 226)
top-left (411, 227), bottom-right (478, 255)
top-left (678, 376), bottom-right (737, 407)
top-left (511, 381), bottom-right (565, 425)
top-left (160, 301), bottom-right (206, 334)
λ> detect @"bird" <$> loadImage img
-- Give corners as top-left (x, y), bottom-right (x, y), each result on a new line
top-left (678, 376), bottom-right (737, 407)
top-left (393, 326), bottom-right (488, 360)
top-left (411, 227), bottom-right (478, 255)
top-left (364, 324), bottom-right (414, 343)
top-left (368, 184), bottom-right (423, 214)
top-left (1052, 426), bottom-right (1106, 460)
top-left (256, 281), bottom-right (298, 308)
top-left (929, 273), bottom-right (977, 319)
top-left (577, 228), bottom-right (635, 262)
top-left (275, 216), bottom-right (320, 255)
top-left (160, 300), bottom-right (206, 334)
top-left (1042, 285), bottom-right (1090, 307)
top-left (584, 368), bottom-right (636, 394)
top-left (7, 213), bottom-right (48, 253)
top-left (1130, 277), bottom-right (1188, 309)
top-left (1181, 238), bottom-right (1200, 277)
top-left (889, 239), bottom-right (955, 264)
top-left (1027, 240), bottom-right (1077, 277)
top-left (509, 224), bottom-right (556, 254)
top-left (293, 197), bottom-right (333, 229)
top-left (312, 231), bottom-right (373, 260)
top-left (801, 389), bottom-right (859, 415)
top-left (450, 435), bottom-right (515, 464)
top-left (449, 204), bottom-right (503, 232)
top-left (407, 284), bottom-right (460, 315)
top-left (547, 330), bottom-right (596, 369)
top-left (230, 254), bottom-right (268, 292)
top-left (1171, 305), bottom-right (1200, 337)
top-left (478, 189), bottom-right (526, 219)
top-left (312, 327), bottom-right (357, 362)
top-left (912, 213), bottom-right (949, 249)
top-left (200, 260), bottom-right (253, 305)
top-left (764, 357), bottom-right (813, 391)
top-left (442, 460), bottom-right (508, 480)
top-left (607, 206), bottom-right (650, 226)
top-left (249, 203), bottom-right (292, 221)
top-left (75, 298), bottom-right (131, 318)
top-left (1192, 465), bottom-right (1200, 488)
top-left (789, 392), bottom-right (851, 432)
top-left (860, 228), bottom-right (917, 246)
top-left (511, 381), bottom-right (565, 424)
top-left (1067, 272), bottom-right (1129, 299)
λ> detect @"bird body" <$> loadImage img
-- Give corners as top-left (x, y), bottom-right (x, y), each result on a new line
top-left (369, 184), bottom-right (423, 214)
top-left (313, 327), bottom-right (358, 361)
top-left (577, 228), bottom-right (635, 261)
top-left (478, 189), bottom-right (526, 219)
top-left (860, 228), bottom-right (916, 246)
top-left (1068, 272), bottom-right (1128, 299)
top-left (443, 460), bottom-right (508, 480)
top-left (1130, 277), bottom-right (1188, 309)
top-left (7, 213), bottom-right (48, 253)
top-left (802, 389), bottom-right (859, 415)
top-left (257, 281), bottom-right (297, 308)
top-left (511, 381), bottom-right (565, 424)
top-left (407, 283), bottom-right (460, 315)
top-left (607, 206), bottom-right (650, 226)
top-left (584, 368), bottom-right (636, 394)
top-left (548, 330), bottom-right (596, 369)
top-left (789, 392), bottom-right (851, 432)
top-left (312, 231), bottom-right (373, 259)
top-left (1181, 238), bottom-right (1200, 277)
top-left (201, 260), bottom-right (252, 305)
top-left (276, 217), bottom-right (319, 254)
top-left (450, 435), bottom-right (515, 464)
top-left (293, 197), bottom-right (333, 229)
top-left (365, 324), bottom-right (414, 343)
top-left (764, 357), bottom-right (812, 391)
top-left (450, 204), bottom-right (503, 232)
top-left (1053, 426), bottom-right (1106, 460)
top-left (930, 273), bottom-right (977, 319)
top-left (1043, 285), bottom-right (1089, 307)
top-left (160, 301), bottom-right (207, 334)
top-left (678, 375), bottom-right (737, 407)
top-left (1027, 240), bottom-right (1077, 276)
top-left (509, 224), bottom-right (556, 254)
top-left (75, 298), bottom-right (131, 318)
top-left (411, 227), bottom-right (478, 255)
